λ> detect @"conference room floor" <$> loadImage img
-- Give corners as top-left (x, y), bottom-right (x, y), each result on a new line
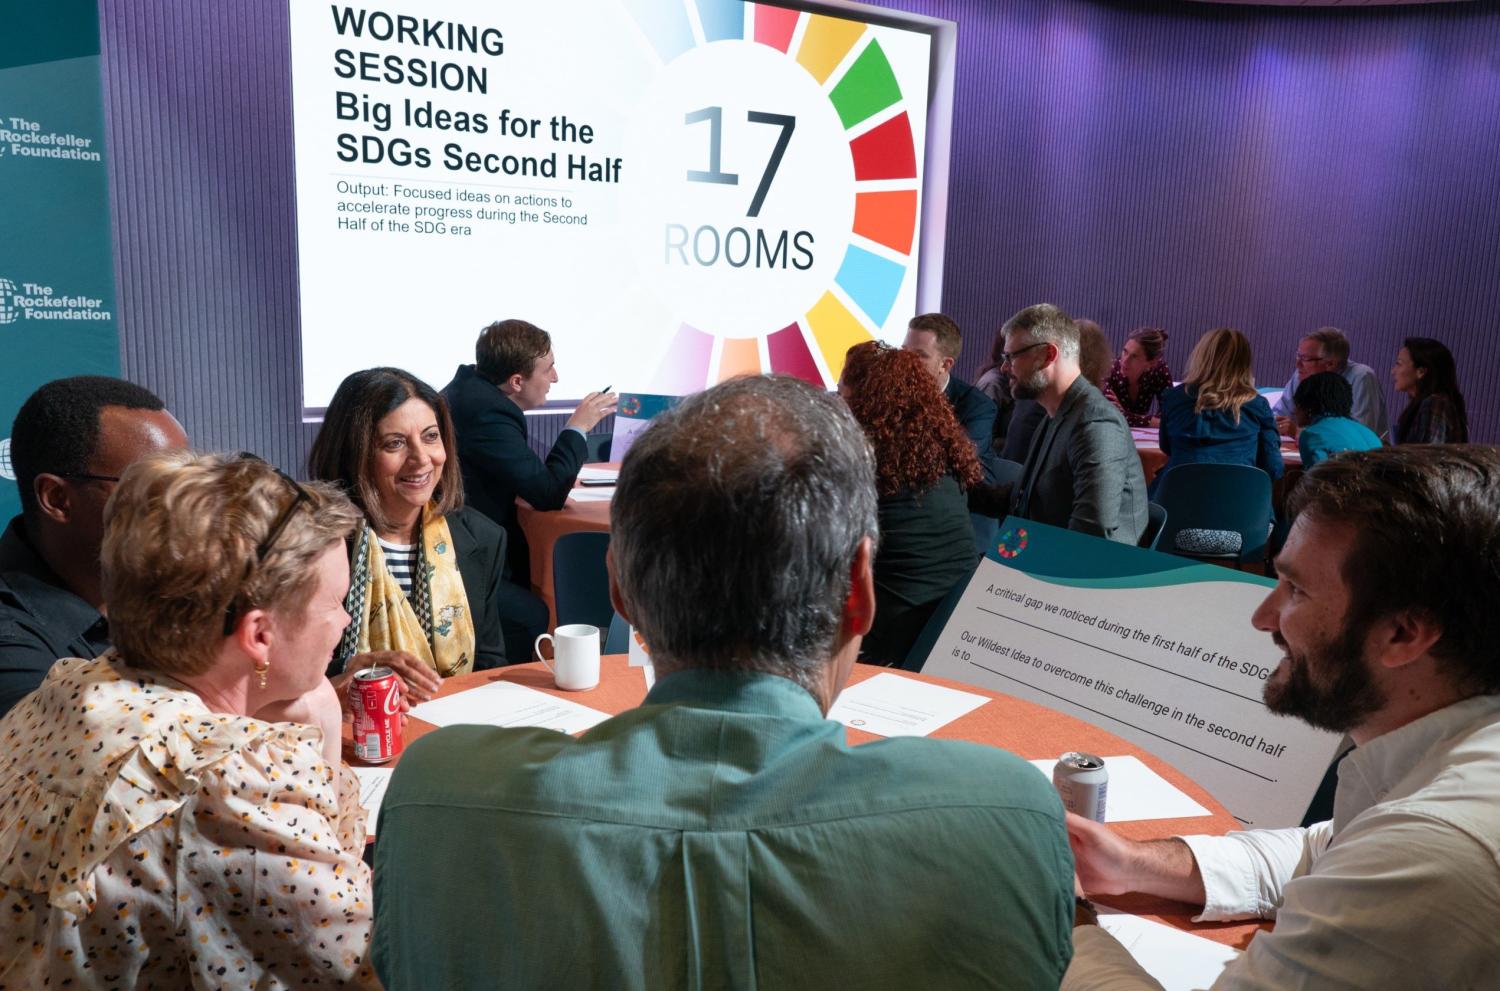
top-left (353, 654), bottom-right (1269, 953)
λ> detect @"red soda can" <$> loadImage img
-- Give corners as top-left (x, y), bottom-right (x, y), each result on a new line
top-left (350, 666), bottom-right (403, 763)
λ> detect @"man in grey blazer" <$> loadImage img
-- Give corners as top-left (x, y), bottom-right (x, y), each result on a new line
top-left (991, 304), bottom-right (1147, 544)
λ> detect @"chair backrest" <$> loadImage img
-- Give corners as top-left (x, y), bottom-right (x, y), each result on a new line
top-left (990, 457), bottom-right (1024, 488)
top-left (552, 531), bottom-right (613, 630)
top-left (1139, 502), bottom-right (1168, 550)
top-left (604, 610), bottom-right (630, 654)
top-left (901, 575), bottom-right (969, 672)
top-left (1153, 464), bottom-right (1273, 563)
top-left (970, 458), bottom-right (1024, 555)
top-left (584, 431), bottom-right (613, 463)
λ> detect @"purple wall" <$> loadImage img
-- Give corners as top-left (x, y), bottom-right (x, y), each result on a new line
top-left (874, 0), bottom-right (1500, 440)
top-left (100, 0), bottom-right (1500, 461)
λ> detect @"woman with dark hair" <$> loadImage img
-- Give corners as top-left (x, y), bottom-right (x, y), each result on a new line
top-left (1392, 338), bottom-right (1469, 444)
top-left (1106, 326), bottom-right (1172, 427)
top-left (310, 367), bottom-right (511, 688)
top-left (841, 342), bottom-right (981, 665)
top-left (1292, 372), bottom-right (1383, 467)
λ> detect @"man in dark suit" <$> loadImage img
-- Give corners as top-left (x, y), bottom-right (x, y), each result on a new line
top-left (1, 376), bottom-right (188, 717)
top-left (902, 313), bottom-right (997, 460)
top-left (988, 304), bottom-right (1147, 544)
top-left (442, 320), bottom-right (616, 631)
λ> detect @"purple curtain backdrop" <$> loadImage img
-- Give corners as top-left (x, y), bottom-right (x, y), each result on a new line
top-left (100, 0), bottom-right (1500, 462)
top-left (870, 0), bottom-right (1500, 440)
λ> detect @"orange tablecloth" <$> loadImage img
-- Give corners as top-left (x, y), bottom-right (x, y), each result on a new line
top-left (516, 463), bottom-right (616, 628)
top-left (354, 656), bottom-right (1265, 951)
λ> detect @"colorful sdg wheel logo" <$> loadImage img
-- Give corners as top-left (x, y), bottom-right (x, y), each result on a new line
top-left (620, 395), bottom-right (643, 417)
top-left (996, 527), bottom-right (1028, 560)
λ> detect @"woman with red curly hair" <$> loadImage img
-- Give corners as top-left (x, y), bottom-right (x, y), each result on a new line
top-left (841, 342), bottom-right (981, 666)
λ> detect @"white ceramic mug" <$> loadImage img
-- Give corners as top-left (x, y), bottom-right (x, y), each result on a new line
top-left (534, 624), bottom-right (601, 691)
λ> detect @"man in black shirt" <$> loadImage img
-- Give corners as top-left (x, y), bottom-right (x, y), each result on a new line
top-left (903, 313), bottom-right (999, 480)
top-left (0, 376), bottom-right (187, 717)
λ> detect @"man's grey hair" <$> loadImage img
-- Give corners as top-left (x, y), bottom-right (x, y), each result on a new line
top-left (611, 375), bottom-right (878, 695)
top-left (1306, 327), bottom-right (1350, 368)
top-left (1003, 303), bottom-right (1080, 361)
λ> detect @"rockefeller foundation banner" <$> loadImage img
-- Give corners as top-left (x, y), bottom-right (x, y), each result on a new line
top-left (0, 1), bottom-right (121, 520)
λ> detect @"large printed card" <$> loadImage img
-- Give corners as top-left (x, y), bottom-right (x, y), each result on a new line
top-left (922, 519), bottom-right (1343, 827)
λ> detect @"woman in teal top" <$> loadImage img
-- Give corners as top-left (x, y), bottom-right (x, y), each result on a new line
top-left (1293, 372), bottom-right (1383, 466)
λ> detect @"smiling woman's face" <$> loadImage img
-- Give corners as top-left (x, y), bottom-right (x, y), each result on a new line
top-left (370, 397), bottom-right (445, 530)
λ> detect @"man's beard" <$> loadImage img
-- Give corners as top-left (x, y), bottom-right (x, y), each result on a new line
top-left (1263, 620), bottom-right (1386, 733)
top-left (1011, 367), bottom-right (1049, 400)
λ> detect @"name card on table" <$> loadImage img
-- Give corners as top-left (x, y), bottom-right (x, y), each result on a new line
top-left (921, 519), bottom-right (1342, 828)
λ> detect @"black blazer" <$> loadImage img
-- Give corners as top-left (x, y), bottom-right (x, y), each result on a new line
top-left (945, 373), bottom-right (998, 458)
top-left (447, 506), bottom-right (509, 670)
top-left (442, 364), bottom-right (587, 586)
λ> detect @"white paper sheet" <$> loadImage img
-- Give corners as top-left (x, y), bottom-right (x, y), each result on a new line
top-left (642, 664), bottom-right (655, 690)
top-left (1027, 755), bottom-right (1210, 822)
top-left (826, 672), bottom-right (989, 737)
top-left (568, 489), bottom-right (615, 503)
top-left (1096, 910), bottom-right (1237, 991)
top-left (353, 767), bottom-right (393, 835)
top-left (409, 681), bottom-right (612, 734)
top-left (577, 466), bottom-right (619, 483)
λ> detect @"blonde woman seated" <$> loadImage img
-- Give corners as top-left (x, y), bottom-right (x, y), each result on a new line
top-left (0, 452), bottom-right (379, 988)
top-left (1155, 327), bottom-right (1284, 555)
top-left (310, 367), bottom-right (512, 691)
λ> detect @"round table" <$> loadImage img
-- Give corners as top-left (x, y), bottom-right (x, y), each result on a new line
top-left (354, 655), bottom-right (1265, 951)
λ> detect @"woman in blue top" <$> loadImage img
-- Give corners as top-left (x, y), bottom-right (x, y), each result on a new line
top-left (1153, 327), bottom-right (1283, 497)
top-left (1293, 372), bottom-right (1383, 467)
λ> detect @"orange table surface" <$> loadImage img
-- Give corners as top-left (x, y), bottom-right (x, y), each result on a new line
top-left (351, 656), bottom-right (1266, 951)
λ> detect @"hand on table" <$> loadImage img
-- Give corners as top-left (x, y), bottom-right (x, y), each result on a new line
top-left (1276, 416), bottom-right (1299, 438)
top-left (566, 391), bottom-right (618, 433)
top-left (1066, 812), bottom-right (1206, 906)
top-left (329, 650), bottom-right (443, 723)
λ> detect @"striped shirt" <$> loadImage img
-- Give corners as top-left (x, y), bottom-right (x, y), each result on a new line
top-left (377, 539), bottom-right (418, 598)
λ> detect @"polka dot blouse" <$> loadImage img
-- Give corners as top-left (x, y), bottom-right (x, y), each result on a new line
top-left (0, 654), bottom-right (380, 989)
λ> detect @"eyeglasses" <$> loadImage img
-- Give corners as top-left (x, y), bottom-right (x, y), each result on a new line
top-left (62, 472), bottom-right (122, 485)
top-left (222, 453), bottom-right (313, 637)
top-left (999, 341), bottom-right (1049, 365)
top-left (1294, 352), bottom-right (1326, 365)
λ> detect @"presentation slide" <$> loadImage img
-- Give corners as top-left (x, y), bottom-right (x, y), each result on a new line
top-left (288, 1), bottom-right (941, 412)
top-left (922, 521), bottom-right (1344, 828)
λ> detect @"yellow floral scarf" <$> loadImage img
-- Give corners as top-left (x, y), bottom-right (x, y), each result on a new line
top-left (338, 505), bottom-right (475, 677)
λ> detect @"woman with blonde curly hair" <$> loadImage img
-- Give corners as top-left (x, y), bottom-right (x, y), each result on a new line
top-left (0, 451), bottom-right (380, 988)
top-left (840, 342), bottom-right (981, 665)
top-left (1154, 327), bottom-right (1283, 496)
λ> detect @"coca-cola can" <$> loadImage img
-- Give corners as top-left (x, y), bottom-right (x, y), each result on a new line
top-left (350, 666), bottom-right (403, 763)
top-left (1053, 752), bottom-right (1109, 822)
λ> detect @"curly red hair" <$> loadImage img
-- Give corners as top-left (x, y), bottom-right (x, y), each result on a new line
top-left (841, 341), bottom-right (982, 498)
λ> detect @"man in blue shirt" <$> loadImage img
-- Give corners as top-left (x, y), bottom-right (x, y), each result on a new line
top-left (1271, 327), bottom-right (1388, 441)
top-left (374, 375), bottom-right (1075, 990)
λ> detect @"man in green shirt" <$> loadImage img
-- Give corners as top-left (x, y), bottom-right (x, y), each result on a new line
top-left (373, 375), bottom-right (1076, 990)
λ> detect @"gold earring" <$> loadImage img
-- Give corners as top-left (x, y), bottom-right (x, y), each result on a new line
top-left (254, 661), bottom-right (270, 690)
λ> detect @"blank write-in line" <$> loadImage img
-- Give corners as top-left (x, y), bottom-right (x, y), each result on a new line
top-left (968, 661), bottom-right (1277, 784)
top-left (974, 605), bottom-right (1264, 705)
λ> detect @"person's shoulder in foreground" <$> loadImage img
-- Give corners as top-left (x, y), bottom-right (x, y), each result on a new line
top-left (1065, 444), bottom-right (1500, 991)
top-left (373, 374), bottom-right (1075, 991)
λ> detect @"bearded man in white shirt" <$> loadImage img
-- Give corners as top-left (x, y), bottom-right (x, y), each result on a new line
top-left (1065, 444), bottom-right (1500, 991)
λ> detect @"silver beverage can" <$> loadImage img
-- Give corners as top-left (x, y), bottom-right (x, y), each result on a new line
top-left (1053, 752), bottom-right (1108, 822)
